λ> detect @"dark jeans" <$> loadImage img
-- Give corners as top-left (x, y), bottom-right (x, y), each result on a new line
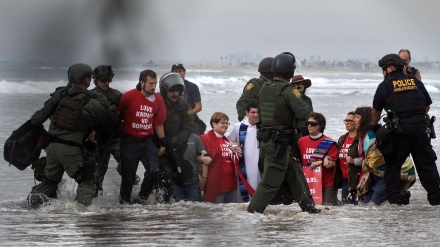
top-left (363, 174), bottom-right (386, 205)
top-left (119, 135), bottom-right (158, 203)
top-left (341, 179), bottom-right (349, 204)
top-left (173, 178), bottom-right (201, 202)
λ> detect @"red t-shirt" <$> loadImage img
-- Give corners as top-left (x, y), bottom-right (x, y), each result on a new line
top-left (118, 89), bottom-right (167, 137)
top-left (217, 138), bottom-right (237, 193)
top-left (200, 130), bottom-right (237, 202)
top-left (298, 135), bottom-right (337, 188)
top-left (338, 135), bottom-right (355, 179)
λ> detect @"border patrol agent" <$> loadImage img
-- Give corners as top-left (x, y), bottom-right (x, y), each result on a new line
top-left (28, 63), bottom-right (118, 207)
top-left (152, 72), bottom-right (194, 203)
top-left (91, 65), bottom-right (126, 194)
top-left (247, 53), bottom-right (320, 214)
top-left (372, 53), bottom-right (440, 205)
top-left (236, 57), bottom-right (273, 121)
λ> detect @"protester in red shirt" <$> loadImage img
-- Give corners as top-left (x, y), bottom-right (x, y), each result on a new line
top-left (118, 69), bottom-right (167, 204)
top-left (200, 112), bottom-right (241, 203)
top-left (298, 112), bottom-right (338, 205)
top-left (333, 111), bottom-right (360, 205)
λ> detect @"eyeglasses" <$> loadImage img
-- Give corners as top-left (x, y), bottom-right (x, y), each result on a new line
top-left (306, 121), bottom-right (319, 127)
top-left (293, 82), bottom-right (305, 86)
top-left (343, 119), bottom-right (354, 124)
top-left (100, 79), bottom-right (111, 83)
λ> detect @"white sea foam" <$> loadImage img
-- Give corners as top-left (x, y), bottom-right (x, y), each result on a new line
top-left (1, 70), bottom-right (440, 246)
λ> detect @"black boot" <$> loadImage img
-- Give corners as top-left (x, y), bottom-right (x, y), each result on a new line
top-left (388, 191), bottom-right (411, 205)
top-left (347, 189), bottom-right (358, 205)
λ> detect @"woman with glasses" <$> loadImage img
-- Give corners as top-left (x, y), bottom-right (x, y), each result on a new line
top-left (200, 112), bottom-right (241, 203)
top-left (298, 112), bottom-right (338, 205)
top-left (333, 111), bottom-right (360, 205)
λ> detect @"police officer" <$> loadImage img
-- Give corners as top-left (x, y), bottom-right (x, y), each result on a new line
top-left (372, 53), bottom-right (440, 205)
top-left (236, 57), bottom-right (273, 121)
top-left (152, 72), bottom-right (194, 203)
top-left (28, 63), bottom-right (118, 207)
top-left (91, 65), bottom-right (129, 194)
top-left (247, 53), bottom-right (320, 214)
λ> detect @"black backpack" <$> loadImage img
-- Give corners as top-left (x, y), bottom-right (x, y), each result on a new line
top-left (3, 120), bottom-right (47, 170)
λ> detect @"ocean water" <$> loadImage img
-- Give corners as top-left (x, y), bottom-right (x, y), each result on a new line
top-left (1, 68), bottom-right (440, 246)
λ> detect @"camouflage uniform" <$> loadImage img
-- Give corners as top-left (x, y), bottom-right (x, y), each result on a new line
top-left (236, 76), bottom-right (270, 121)
top-left (247, 76), bottom-right (316, 213)
top-left (28, 87), bottom-right (117, 207)
top-left (154, 96), bottom-right (193, 203)
top-left (91, 87), bottom-right (123, 192)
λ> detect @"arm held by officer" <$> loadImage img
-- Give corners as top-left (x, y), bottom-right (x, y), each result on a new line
top-left (155, 124), bottom-right (167, 156)
top-left (199, 152), bottom-right (210, 191)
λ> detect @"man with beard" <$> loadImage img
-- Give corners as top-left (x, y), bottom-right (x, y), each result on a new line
top-left (118, 70), bottom-right (167, 204)
top-left (152, 72), bottom-right (193, 203)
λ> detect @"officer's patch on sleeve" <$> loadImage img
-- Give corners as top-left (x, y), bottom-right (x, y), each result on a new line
top-left (187, 108), bottom-right (194, 116)
top-left (245, 83), bottom-right (254, 91)
top-left (292, 89), bottom-right (302, 99)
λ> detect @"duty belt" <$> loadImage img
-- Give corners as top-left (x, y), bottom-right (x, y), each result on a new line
top-left (51, 137), bottom-right (82, 148)
top-left (400, 114), bottom-right (426, 124)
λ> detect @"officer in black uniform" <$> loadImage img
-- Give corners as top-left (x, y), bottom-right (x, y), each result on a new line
top-left (372, 53), bottom-right (440, 205)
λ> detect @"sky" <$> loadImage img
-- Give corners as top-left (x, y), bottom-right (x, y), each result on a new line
top-left (1, 0), bottom-right (440, 64)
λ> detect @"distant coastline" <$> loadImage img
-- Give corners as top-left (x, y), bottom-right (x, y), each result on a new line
top-left (0, 59), bottom-right (439, 82)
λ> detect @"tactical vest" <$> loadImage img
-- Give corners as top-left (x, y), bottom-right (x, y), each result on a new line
top-left (406, 66), bottom-right (419, 77)
top-left (258, 81), bottom-right (294, 130)
top-left (385, 73), bottom-right (426, 119)
top-left (93, 87), bottom-right (121, 104)
top-left (163, 97), bottom-right (191, 148)
top-left (52, 92), bottom-right (91, 134)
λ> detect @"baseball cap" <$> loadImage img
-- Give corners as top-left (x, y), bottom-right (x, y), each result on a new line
top-left (171, 63), bottom-right (185, 71)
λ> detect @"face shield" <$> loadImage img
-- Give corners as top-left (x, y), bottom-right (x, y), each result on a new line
top-left (294, 59), bottom-right (302, 73)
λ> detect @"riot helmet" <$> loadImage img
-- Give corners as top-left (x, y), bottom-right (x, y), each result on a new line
top-left (93, 65), bottom-right (114, 82)
top-left (159, 72), bottom-right (185, 96)
top-left (258, 57), bottom-right (274, 80)
top-left (271, 52), bottom-right (296, 78)
top-left (258, 57), bottom-right (273, 73)
top-left (378, 54), bottom-right (404, 70)
top-left (68, 63), bottom-right (93, 83)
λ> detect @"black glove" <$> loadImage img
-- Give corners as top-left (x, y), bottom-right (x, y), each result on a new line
top-left (160, 137), bottom-right (173, 149)
top-left (371, 124), bottom-right (382, 133)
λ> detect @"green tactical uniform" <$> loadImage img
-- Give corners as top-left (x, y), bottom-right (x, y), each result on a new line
top-left (236, 76), bottom-right (270, 121)
top-left (28, 87), bottom-right (118, 207)
top-left (154, 95), bottom-right (193, 203)
top-left (248, 76), bottom-right (316, 213)
top-left (91, 87), bottom-right (123, 192)
top-left (164, 96), bottom-right (193, 148)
